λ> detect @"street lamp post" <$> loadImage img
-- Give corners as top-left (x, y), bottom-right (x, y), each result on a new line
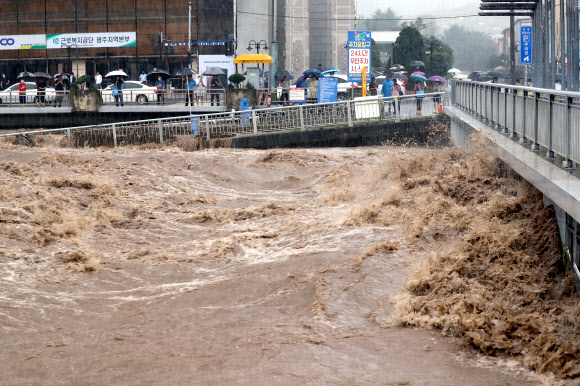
top-left (246, 40), bottom-right (269, 54)
top-left (60, 43), bottom-right (78, 75)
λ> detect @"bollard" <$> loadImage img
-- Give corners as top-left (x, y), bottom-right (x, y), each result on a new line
top-left (112, 124), bottom-right (117, 147)
top-left (158, 119), bottom-right (163, 143)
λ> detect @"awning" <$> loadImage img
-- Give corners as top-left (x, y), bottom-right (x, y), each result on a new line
top-left (233, 54), bottom-right (272, 64)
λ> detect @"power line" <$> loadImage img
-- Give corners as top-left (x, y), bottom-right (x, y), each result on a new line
top-left (236, 10), bottom-right (482, 22)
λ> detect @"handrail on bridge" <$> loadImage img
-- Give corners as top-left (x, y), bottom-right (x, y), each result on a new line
top-left (451, 79), bottom-right (580, 168)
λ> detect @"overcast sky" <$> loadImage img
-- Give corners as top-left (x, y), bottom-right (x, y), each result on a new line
top-left (357, 0), bottom-right (480, 18)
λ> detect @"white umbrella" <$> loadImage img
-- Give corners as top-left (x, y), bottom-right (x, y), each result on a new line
top-left (448, 68), bottom-right (461, 74)
top-left (105, 70), bottom-right (128, 78)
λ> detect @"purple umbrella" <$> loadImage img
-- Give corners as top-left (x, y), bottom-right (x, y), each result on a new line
top-left (428, 76), bottom-right (446, 83)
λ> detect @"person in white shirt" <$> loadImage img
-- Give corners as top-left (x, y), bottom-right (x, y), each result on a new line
top-left (555, 80), bottom-right (562, 90)
top-left (139, 71), bottom-right (147, 84)
top-left (95, 72), bottom-right (102, 89)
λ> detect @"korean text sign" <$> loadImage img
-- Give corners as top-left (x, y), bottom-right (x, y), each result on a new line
top-left (318, 77), bottom-right (338, 103)
top-left (520, 26), bottom-right (532, 64)
top-left (47, 32), bottom-right (137, 49)
top-left (348, 31), bottom-right (371, 83)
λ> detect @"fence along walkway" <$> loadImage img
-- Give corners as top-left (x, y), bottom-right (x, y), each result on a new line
top-left (0, 92), bottom-right (446, 147)
top-left (452, 80), bottom-right (580, 168)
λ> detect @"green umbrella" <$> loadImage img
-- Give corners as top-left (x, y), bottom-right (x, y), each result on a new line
top-left (410, 74), bottom-right (427, 82)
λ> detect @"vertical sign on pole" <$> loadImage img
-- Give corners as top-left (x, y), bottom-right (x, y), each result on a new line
top-left (521, 26), bottom-right (533, 64)
top-left (347, 31), bottom-right (372, 84)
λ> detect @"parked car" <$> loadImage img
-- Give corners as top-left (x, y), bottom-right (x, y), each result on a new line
top-left (101, 81), bottom-right (157, 104)
top-left (0, 82), bottom-right (56, 104)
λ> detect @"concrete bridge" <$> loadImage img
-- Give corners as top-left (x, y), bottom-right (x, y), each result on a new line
top-left (446, 80), bottom-right (580, 282)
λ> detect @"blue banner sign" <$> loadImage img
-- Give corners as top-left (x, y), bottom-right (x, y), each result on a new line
top-left (318, 77), bottom-right (338, 103)
top-left (347, 31), bottom-right (372, 83)
top-left (521, 26), bottom-right (532, 64)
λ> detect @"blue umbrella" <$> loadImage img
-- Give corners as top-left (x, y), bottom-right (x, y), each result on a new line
top-left (321, 67), bottom-right (340, 75)
top-left (303, 68), bottom-right (322, 77)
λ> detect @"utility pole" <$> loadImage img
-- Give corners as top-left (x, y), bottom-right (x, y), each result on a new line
top-left (271, 0), bottom-right (278, 92)
top-left (188, 1), bottom-right (192, 68)
top-left (510, 14), bottom-right (515, 84)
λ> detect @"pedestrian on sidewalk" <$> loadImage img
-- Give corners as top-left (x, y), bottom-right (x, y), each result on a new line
top-left (185, 74), bottom-right (196, 106)
top-left (209, 75), bottom-right (223, 106)
top-left (309, 76), bottom-right (319, 101)
top-left (95, 72), bottom-right (102, 89)
top-left (369, 76), bottom-right (378, 96)
top-left (433, 82), bottom-right (442, 112)
top-left (391, 79), bottom-right (402, 114)
top-left (382, 77), bottom-right (393, 114)
top-left (114, 76), bottom-right (125, 107)
top-left (18, 78), bottom-right (26, 107)
top-left (139, 71), bottom-right (147, 84)
top-left (155, 75), bottom-right (166, 105)
top-left (54, 76), bottom-right (64, 107)
top-left (36, 77), bottom-right (47, 108)
top-left (280, 75), bottom-right (290, 105)
top-left (414, 81), bottom-right (424, 115)
top-left (195, 75), bottom-right (206, 106)
top-left (0, 74), bottom-right (7, 89)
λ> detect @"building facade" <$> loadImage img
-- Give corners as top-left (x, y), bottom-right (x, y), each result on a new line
top-left (0, 0), bottom-right (233, 81)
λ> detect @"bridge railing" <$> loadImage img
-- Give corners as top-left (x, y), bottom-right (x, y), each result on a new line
top-left (0, 92), bottom-right (447, 147)
top-left (452, 80), bottom-right (580, 167)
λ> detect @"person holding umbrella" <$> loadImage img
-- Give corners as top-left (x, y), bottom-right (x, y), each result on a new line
top-left (391, 79), bottom-right (403, 114)
top-left (280, 75), bottom-right (290, 105)
top-left (36, 76), bottom-right (47, 108)
top-left (414, 81), bottom-right (424, 115)
top-left (433, 82), bottom-right (442, 112)
top-left (113, 76), bottom-right (125, 107)
top-left (18, 78), bottom-right (26, 107)
top-left (155, 75), bottom-right (166, 105)
top-left (209, 75), bottom-right (223, 106)
top-left (369, 76), bottom-right (378, 96)
top-left (308, 76), bottom-right (319, 101)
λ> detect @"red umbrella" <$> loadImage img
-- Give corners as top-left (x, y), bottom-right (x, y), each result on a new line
top-left (411, 71), bottom-right (426, 76)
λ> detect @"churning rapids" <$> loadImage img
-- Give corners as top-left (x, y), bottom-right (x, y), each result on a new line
top-left (0, 136), bottom-right (578, 385)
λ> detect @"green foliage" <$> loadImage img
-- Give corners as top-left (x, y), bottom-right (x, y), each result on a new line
top-left (226, 83), bottom-right (235, 90)
top-left (76, 75), bottom-right (89, 85)
top-left (89, 85), bottom-right (100, 91)
top-left (401, 17), bottom-right (427, 32)
top-left (357, 8), bottom-right (401, 31)
top-left (371, 39), bottom-right (383, 70)
top-left (442, 24), bottom-right (497, 71)
top-left (424, 36), bottom-right (454, 78)
top-left (485, 54), bottom-right (509, 70)
top-left (245, 83), bottom-right (255, 90)
top-left (228, 73), bottom-right (246, 89)
top-left (393, 27), bottom-right (425, 72)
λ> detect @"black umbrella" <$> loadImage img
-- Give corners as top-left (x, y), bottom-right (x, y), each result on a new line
top-left (201, 68), bottom-right (225, 76)
top-left (386, 73), bottom-right (407, 80)
top-left (410, 61), bottom-right (425, 67)
top-left (17, 72), bottom-right (35, 79)
top-left (389, 64), bottom-right (405, 71)
top-left (275, 69), bottom-right (294, 77)
top-left (33, 72), bottom-right (52, 79)
top-left (176, 68), bottom-right (198, 76)
top-left (147, 68), bottom-right (171, 79)
top-left (374, 67), bottom-right (387, 73)
top-left (486, 71), bottom-right (508, 79)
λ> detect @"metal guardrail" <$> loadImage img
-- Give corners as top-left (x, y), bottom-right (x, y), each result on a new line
top-left (0, 92), bottom-right (447, 147)
top-left (452, 80), bottom-right (580, 168)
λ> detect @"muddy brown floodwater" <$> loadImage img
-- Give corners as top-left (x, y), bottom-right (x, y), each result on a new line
top-left (0, 140), bottom-right (574, 384)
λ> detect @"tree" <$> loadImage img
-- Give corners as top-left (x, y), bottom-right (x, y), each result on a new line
top-left (423, 37), bottom-right (454, 77)
top-left (442, 24), bottom-right (497, 72)
top-left (371, 39), bottom-right (383, 70)
top-left (392, 26), bottom-right (424, 71)
top-left (485, 54), bottom-right (509, 70)
top-left (357, 8), bottom-right (401, 31)
top-left (401, 17), bottom-right (427, 32)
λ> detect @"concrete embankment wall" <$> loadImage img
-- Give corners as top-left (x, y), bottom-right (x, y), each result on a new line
top-left (209, 117), bottom-right (451, 150)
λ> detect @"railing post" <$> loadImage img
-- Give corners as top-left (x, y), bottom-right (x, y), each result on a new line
top-left (510, 87), bottom-right (516, 138)
top-left (395, 97), bottom-right (400, 122)
top-left (496, 86), bottom-right (500, 129)
top-left (347, 100), bottom-right (353, 126)
top-left (112, 124), bottom-right (117, 147)
top-left (205, 115), bottom-right (210, 141)
top-left (252, 110), bottom-right (258, 135)
top-left (503, 87), bottom-right (509, 134)
top-left (563, 97), bottom-right (573, 168)
top-left (531, 91), bottom-right (540, 150)
top-left (299, 105), bottom-right (305, 130)
top-left (66, 129), bottom-right (71, 139)
top-left (489, 85), bottom-right (494, 125)
top-left (547, 94), bottom-right (554, 158)
top-left (158, 119), bottom-right (163, 143)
